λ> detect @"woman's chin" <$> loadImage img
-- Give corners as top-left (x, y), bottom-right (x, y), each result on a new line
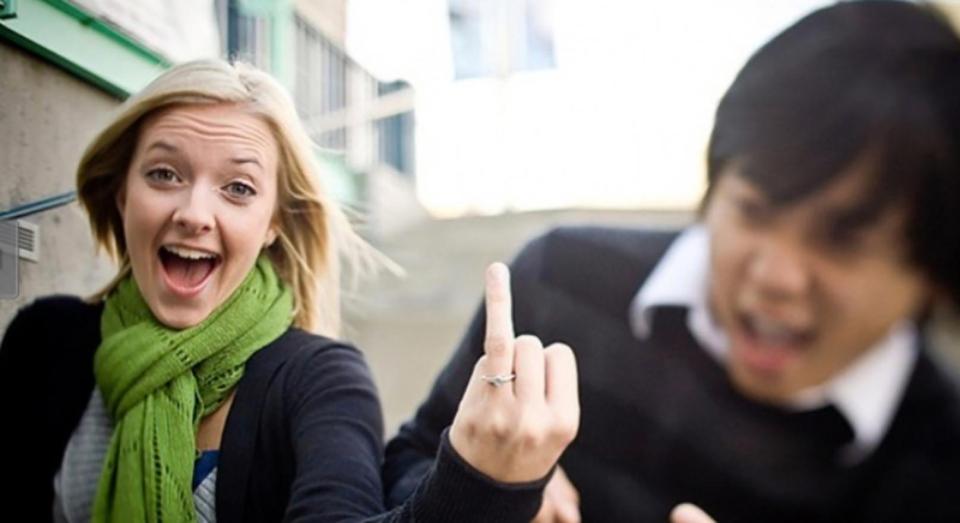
top-left (149, 297), bottom-right (213, 330)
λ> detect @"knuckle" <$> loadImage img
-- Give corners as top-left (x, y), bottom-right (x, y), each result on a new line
top-left (515, 334), bottom-right (543, 350)
top-left (516, 412), bottom-right (549, 448)
top-left (546, 342), bottom-right (574, 359)
top-left (485, 409), bottom-right (513, 440)
top-left (521, 429), bottom-right (547, 450)
top-left (553, 414), bottom-right (580, 443)
top-left (484, 335), bottom-right (509, 356)
top-left (452, 415), bottom-right (480, 442)
top-left (546, 343), bottom-right (579, 378)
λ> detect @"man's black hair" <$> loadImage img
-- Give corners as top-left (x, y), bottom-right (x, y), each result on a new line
top-left (706, 0), bottom-right (960, 304)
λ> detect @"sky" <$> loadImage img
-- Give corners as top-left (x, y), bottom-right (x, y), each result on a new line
top-left (346, 0), bottom-right (843, 217)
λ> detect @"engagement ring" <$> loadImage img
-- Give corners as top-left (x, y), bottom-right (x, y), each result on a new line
top-left (480, 373), bottom-right (516, 387)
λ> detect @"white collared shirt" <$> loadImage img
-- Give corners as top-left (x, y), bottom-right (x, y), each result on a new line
top-left (629, 226), bottom-right (918, 459)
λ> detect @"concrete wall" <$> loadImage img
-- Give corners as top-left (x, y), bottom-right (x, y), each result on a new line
top-left (0, 41), bottom-right (120, 329)
top-left (344, 209), bottom-right (695, 434)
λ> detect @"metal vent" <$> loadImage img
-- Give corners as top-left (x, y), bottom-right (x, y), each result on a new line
top-left (0, 221), bottom-right (14, 252)
top-left (16, 220), bottom-right (39, 262)
top-left (0, 221), bottom-right (18, 298)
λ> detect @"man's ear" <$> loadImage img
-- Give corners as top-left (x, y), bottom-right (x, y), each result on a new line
top-left (115, 181), bottom-right (127, 216)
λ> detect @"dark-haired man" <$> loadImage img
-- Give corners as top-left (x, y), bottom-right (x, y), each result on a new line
top-left (384, 2), bottom-right (960, 521)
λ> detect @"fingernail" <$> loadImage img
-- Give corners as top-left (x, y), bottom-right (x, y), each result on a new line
top-left (488, 262), bottom-right (508, 280)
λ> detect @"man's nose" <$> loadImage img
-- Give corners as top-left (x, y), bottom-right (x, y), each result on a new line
top-left (746, 237), bottom-right (811, 301)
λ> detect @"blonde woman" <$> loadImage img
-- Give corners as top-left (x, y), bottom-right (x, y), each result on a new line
top-left (1, 59), bottom-right (579, 523)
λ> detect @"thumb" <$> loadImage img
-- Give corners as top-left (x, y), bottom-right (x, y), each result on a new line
top-left (670, 503), bottom-right (716, 523)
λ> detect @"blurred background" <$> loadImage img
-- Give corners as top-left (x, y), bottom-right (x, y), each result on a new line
top-left (2, 0), bottom-right (959, 435)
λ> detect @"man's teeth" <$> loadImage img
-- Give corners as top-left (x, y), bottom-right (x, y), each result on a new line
top-left (163, 245), bottom-right (218, 260)
top-left (749, 316), bottom-right (803, 344)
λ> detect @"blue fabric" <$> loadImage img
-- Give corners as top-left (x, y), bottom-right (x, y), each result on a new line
top-left (193, 450), bottom-right (220, 491)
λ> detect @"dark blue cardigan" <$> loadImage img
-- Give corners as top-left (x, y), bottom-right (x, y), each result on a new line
top-left (0, 296), bottom-right (547, 522)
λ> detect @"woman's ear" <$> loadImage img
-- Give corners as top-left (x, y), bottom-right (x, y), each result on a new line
top-left (264, 225), bottom-right (278, 248)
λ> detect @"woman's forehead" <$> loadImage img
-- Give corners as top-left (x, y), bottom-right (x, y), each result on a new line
top-left (139, 104), bottom-right (275, 151)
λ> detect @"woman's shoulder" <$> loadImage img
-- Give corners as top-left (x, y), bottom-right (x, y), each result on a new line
top-left (220, 329), bottom-right (385, 521)
top-left (273, 327), bottom-right (360, 353)
top-left (5, 294), bottom-right (102, 328)
top-left (227, 327), bottom-right (382, 459)
top-left (245, 327), bottom-right (375, 392)
top-left (257, 327), bottom-right (365, 365)
top-left (0, 295), bottom-right (103, 481)
top-left (2, 294), bottom-right (103, 355)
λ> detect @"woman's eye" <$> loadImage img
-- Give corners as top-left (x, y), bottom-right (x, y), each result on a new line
top-left (146, 167), bottom-right (179, 183)
top-left (224, 182), bottom-right (257, 198)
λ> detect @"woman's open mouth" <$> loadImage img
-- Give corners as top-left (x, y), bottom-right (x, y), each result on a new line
top-left (158, 245), bottom-right (222, 297)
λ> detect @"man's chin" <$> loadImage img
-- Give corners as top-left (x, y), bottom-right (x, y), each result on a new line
top-left (727, 362), bottom-right (798, 405)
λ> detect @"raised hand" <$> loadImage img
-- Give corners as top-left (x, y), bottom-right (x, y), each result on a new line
top-left (449, 263), bottom-right (580, 483)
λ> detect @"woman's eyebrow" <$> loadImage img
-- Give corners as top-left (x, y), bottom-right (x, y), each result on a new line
top-left (231, 157), bottom-right (263, 169)
top-left (145, 140), bottom-right (178, 154)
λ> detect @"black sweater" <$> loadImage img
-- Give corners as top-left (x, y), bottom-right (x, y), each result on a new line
top-left (384, 226), bottom-right (960, 522)
top-left (0, 296), bottom-right (547, 522)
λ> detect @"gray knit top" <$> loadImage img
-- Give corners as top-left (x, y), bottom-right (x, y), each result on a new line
top-left (52, 388), bottom-right (218, 522)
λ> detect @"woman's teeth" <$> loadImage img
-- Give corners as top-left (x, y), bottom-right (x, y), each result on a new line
top-left (161, 245), bottom-right (218, 260)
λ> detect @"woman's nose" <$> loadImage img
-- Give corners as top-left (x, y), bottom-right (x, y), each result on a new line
top-left (171, 188), bottom-right (215, 235)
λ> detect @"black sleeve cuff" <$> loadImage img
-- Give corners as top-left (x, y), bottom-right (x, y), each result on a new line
top-left (408, 427), bottom-right (552, 523)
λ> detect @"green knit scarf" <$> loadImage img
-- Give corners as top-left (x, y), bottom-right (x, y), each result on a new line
top-left (92, 254), bottom-right (293, 522)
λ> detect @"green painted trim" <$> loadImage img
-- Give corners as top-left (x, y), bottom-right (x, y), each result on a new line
top-left (238, 0), bottom-right (275, 17)
top-left (0, 0), bottom-right (18, 20)
top-left (234, 0), bottom-right (292, 89)
top-left (235, 0), bottom-right (293, 90)
top-left (0, 0), bottom-right (169, 97)
top-left (269, 0), bottom-right (293, 90)
top-left (43, 0), bottom-right (170, 64)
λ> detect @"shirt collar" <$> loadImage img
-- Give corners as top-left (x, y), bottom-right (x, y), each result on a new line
top-left (629, 225), bottom-right (918, 456)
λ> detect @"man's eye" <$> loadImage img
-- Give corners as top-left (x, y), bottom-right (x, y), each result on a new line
top-left (823, 226), bottom-right (864, 252)
top-left (736, 198), bottom-right (770, 223)
top-left (225, 182), bottom-right (256, 198)
top-left (146, 167), bottom-right (178, 183)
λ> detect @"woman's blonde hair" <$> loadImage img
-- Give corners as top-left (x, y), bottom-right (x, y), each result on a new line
top-left (77, 59), bottom-right (378, 336)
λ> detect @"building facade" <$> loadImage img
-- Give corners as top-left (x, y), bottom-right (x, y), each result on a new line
top-left (1, 0), bottom-right (415, 326)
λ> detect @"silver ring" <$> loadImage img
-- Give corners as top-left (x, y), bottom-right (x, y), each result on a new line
top-left (480, 373), bottom-right (516, 387)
